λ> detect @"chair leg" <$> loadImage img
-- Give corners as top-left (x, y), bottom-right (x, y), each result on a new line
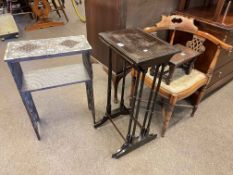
top-left (130, 72), bottom-right (137, 105)
top-left (162, 96), bottom-right (177, 137)
top-left (57, 0), bottom-right (69, 22)
top-left (191, 86), bottom-right (206, 117)
top-left (161, 98), bottom-right (165, 116)
top-left (85, 81), bottom-right (96, 124)
top-left (112, 75), bottom-right (121, 104)
top-left (52, 0), bottom-right (62, 18)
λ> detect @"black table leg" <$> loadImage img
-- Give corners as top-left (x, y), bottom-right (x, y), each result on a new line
top-left (94, 50), bottom-right (129, 129)
top-left (141, 65), bottom-right (160, 136)
top-left (131, 71), bottom-right (146, 138)
top-left (112, 68), bottom-right (158, 159)
top-left (143, 64), bottom-right (166, 135)
top-left (126, 70), bottom-right (141, 142)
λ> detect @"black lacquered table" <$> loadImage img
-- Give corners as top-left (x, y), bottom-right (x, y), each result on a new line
top-left (95, 29), bottom-right (180, 158)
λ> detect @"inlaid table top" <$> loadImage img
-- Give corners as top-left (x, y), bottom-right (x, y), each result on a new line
top-left (99, 29), bottom-right (180, 67)
top-left (4, 35), bottom-right (92, 62)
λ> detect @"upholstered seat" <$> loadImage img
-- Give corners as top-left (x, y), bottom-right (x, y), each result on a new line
top-left (146, 68), bottom-right (207, 99)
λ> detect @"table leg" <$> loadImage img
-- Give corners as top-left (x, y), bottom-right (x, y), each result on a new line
top-left (126, 70), bottom-right (141, 142)
top-left (131, 71), bottom-right (146, 138)
top-left (94, 49), bottom-right (113, 128)
top-left (112, 67), bottom-right (159, 159)
top-left (20, 92), bottom-right (41, 140)
top-left (8, 62), bottom-right (40, 140)
top-left (141, 65), bottom-right (160, 136)
top-left (95, 50), bottom-right (129, 128)
top-left (85, 81), bottom-right (96, 124)
top-left (95, 52), bottom-right (164, 158)
top-left (83, 51), bottom-right (96, 124)
top-left (144, 64), bottom-right (165, 134)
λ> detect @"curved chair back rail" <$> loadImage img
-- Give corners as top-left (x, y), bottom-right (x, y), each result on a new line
top-left (144, 15), bottom-right (232, 84)
top-left (144, 15), bottom-right (232, 51)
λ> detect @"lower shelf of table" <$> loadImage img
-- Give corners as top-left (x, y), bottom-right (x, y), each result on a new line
top-left (21, 64), bottom-right (90, 92)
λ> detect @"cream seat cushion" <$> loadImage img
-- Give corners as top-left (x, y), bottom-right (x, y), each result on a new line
top-left (146, 68), bottom-right (207, 94)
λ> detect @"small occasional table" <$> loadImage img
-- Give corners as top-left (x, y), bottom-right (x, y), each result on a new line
top-left (95, 29), bottom-right (179, 158)
top-left (4, 35), bottom-right (95, 140)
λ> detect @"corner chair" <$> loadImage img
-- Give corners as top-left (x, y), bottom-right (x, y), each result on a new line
top-left (131, 15), bottom-right (232, 137)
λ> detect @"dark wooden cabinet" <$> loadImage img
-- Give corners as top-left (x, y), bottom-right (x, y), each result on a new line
top-left (85, 0), bottom-right (179, 101)
top-left (174, 0), bottom-right (233, 94)
top-left (85, 0), bottom-right (179, 73)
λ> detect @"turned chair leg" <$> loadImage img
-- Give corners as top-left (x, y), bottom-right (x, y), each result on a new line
top-left (130, 73), bottom-right (137, 104)
top-left (112, 76), bottom-right (121, 104)
top-left (161, 98), bottom-right (166, 127)
top-left (191, 86), bottom-right (206, 117)
top-left (85, 81), bottom-right (96, 124)
top-left (162, 95), bottom-right (177, 137)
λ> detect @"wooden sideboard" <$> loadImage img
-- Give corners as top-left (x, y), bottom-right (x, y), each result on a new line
top-left (85, 0), bottom-right (179, 102)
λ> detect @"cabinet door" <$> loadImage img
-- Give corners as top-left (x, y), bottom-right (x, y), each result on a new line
top-left (207, 59), bottom-right (233, 94)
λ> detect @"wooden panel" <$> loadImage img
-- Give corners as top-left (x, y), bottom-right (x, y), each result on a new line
top-left (209, 59), bottom-right (233, 87)
top-left (217, 48), bottom-right (233, 67)
top-left (21, 64), bottom-right (90, 92)
top-left (206, 71), bottom-right (233, 94)
top-left (194, 21), bottom-right (233, 69)
top-left (126, 0), bottom-right (179, 28)
top-left (85, 0), bottom-right (124, 73)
